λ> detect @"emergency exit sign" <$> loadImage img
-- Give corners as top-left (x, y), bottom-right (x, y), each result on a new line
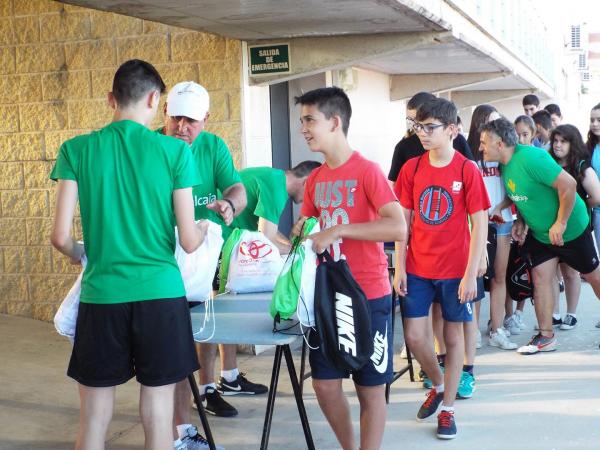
top-left (249, 44), bottom-right (290, 76)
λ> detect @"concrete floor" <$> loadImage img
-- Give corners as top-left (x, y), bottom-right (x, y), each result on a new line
top-left (2, 283), bottom-right (600, 449)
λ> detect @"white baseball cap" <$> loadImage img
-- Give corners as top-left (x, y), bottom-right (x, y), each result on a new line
top-left (166, 81), bottom-right (210, 121)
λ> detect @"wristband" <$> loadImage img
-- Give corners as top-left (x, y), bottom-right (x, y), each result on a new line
top-left (223, 198), bottom-right (236, 214)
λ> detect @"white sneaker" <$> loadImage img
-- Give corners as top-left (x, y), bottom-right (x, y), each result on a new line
top-left (174, 439), bottom-right (187, 450)
top-left (488, 328), bottom-right (517, 350)
top-left (504, 315), bottom-right (521, 335)
top-left (514, 310), bottom-right (527, 330)
top-left (476, 328), bottom-right (482, 349)
top-left (180, 425), bottom-right (225, 450)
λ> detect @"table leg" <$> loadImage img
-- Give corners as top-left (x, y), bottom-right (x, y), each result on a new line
top-left (283, 345), bottom-right (315, 450)
top-left (188, 374), bottom-right (216, 450)
top-left (260, 345), bottom-right (283, 450)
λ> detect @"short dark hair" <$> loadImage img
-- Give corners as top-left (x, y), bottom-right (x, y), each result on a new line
top-left (522, 94), bottom-right (540, 107)
top-left (112, 59), bottom-right (166, 107)
top-left (290, 160), bottom-right (321, 178)
top-left (480, 118), bottom-right (518, 147)
top-left (416, 97), bottom-right (457, 125)
top-left (407, 92), bottom-right (435, 111)
top-left (544, 103), bottom-right (562, 117)
top-left (532, 110), bottom-right (552, 130)
top-left (294, 87), bottom-right (352, 135)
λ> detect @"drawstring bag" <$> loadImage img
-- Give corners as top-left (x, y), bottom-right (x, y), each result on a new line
top-left (314, 250), bottom-right (373, 371)
top-left (270, 217), bottom-right (320, 326)
top-left (506, 240), bottom-right (533, 302)
top-left (175, 220), bottom-right (224, 302)
top-left (54, 254), bottom-right (87, 341)
top-left (220, 228), bottom-right (284, 294)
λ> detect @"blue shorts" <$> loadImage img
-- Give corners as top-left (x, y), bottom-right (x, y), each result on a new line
top-left (490, 220), bottom-right (513, 237)
top-left (404, 274), bottom-right (473, 322)
top-left (309, 295), bottom-right (393, 387)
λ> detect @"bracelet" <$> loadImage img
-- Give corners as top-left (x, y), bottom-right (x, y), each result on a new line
top-left (223, 198), bottom-right (236, 214)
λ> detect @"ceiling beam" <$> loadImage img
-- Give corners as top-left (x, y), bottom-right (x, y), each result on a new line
top-left (451, 89), bottom-right (534, 108)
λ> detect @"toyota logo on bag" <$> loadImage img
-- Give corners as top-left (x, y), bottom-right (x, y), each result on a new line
top-left (239, 240), bottom-right (273, 260)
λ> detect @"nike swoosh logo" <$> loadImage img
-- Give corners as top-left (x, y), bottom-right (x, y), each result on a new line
top-left (371, 323), bottom-right (389, 374)
top-left (222, 383), bottom-right (242, 391)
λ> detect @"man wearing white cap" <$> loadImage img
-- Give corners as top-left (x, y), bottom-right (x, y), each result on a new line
top-left (160, 82), bottom-right (266, 449)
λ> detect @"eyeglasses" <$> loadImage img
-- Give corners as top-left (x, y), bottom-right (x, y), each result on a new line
top-left (413, 122), bottom-right (445, 135)
top-left (406, 117), bottom-right (416, 130)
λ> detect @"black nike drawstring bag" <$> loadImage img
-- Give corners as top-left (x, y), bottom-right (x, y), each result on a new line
top-left (314, 250), bottom-right (373, 371)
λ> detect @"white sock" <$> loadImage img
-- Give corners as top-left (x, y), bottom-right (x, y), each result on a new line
top-left (176, 424), bottom-right (192, 439)
top-left (434, 383), bottom-right (444, 393)
top-left (200, 383), bottom-right (216, 393)
top-left (221, 368), bottom-right (239, 382)
top-left (553, 313), bottom-right (561, 320)
top-left (441, 405), bottom-right (454, 412)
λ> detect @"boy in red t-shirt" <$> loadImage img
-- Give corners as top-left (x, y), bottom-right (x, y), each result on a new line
top-left (293, 87), bottom-right (406, 450)
top-left (394, 98), bottom-right (489, 440)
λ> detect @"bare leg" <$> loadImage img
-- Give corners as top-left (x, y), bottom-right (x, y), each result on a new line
top-left (405, 316), bottom-right (443, 386)
top-left (140, 383), bottom-right (176, 450)
top-left (173, 379), bottom-right (192, 435)
top-left (463, 311), bottom-right (477, 366)
top-left (356, 384), bottom-right (387, 450)
top-left (581, 265), bottom-right (600, 298)
top-left (312, 379), bottom-right (356, 450)
top-left (491, 236), bottom-right (510, 330)
top-left (560, 263), bottom-right (581, 315)
top-left (531, 258), bottom-right (560, 337)
top-left (442, 321), bottom-right (464, 406)
top-left (75, 384), bottom-right (115, 450)
top-left (219, 344), bottom-right (237, 371)
top-left (197, 343), bottom-right (217, 386)
top-left (432, 303), bottom-right (445, 356)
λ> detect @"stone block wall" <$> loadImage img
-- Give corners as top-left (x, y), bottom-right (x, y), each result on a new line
top-left (0, 0), bottom-right (243, 320)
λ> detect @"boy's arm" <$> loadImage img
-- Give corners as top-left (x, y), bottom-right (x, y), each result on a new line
top-left (50, 180), bottom-right (85, 263)
top-left (310, 201), bottom-right (407, 254)
top-left (173, 187), bottom-right (208, 253)
top-left (393, 206), bottom-right (412, 296)
top-left (459, 209), bottom-right (487, 302)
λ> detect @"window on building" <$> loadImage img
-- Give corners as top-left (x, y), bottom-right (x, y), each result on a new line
top-left (579, 52), bottom-right (588, 70)
top-left (571, 25), bottom-right (581, 49)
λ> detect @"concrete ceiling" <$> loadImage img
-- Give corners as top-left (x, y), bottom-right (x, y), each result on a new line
top-left (62, 0), bottom-right (444, 40)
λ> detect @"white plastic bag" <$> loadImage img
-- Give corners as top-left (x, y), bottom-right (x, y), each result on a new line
top-left (296, 221), bottom-right (319, 327)
top-left (222, 229), bottom-right (284, 293)
top-left (54, 255), bottom-right (87, 340)
top-left (175, 220), bottom-right (224, 302)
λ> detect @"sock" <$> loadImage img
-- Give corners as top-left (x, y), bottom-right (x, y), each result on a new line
top-left (463, 365), bottom-right (474, 376)
top-left (434, 383), bottom-right (444, 393)
top-left (440, 405), bottom-right (454, 412)
top-left (200, 383), bottom-right (216, 393)
top-left (176, 424), bottom-right (193, 439)
top-left (437, 354), bottom-right (446, 367)
top-left (221, 368), bottom-right (239, 383)
top-left (553, 313), bottom-right (561, 320)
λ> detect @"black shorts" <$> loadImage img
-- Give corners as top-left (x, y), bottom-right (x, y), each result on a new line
top-left (211, 252), bottom-right (223, 292)
top-left (68, 297), bottom-right (199, 387)
top-left (524, 229), bottom-right (600, 275)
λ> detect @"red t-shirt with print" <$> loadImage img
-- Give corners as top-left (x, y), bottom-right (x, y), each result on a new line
top-left (301, 151), bottom-right (397, 300)
top-left (395, 151), bottom-right (490, 279)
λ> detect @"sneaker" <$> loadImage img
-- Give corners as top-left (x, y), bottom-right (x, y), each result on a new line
top-left (217, 373), bottom-right (268, 396)
top-left (488, 328), bottom-right (518, 350)
top-left (456, 371), bottom-right (475, 399)
top-left (181, 425), bottom-right (225, 450)
top-left (503, 315), bottom-right (521, 335)
top-left (476, 328), bottom-right (482, 349)
top-left (517, 333), bottom-right (557, 355)
top-left (513, 310), bottom-right (527, 330)
top-left (553, 317), bottom-right (563, 327)
top-left (416, 388), bottom-right (444, 421)
top-left (560, 314), bottom-right (577, 330)
top-left (203, 387), bottom-right (238, 417)
top-left (437, 410), bottom-right (457, 440)
top-left (175, 440), bottom-right (187, 450)
top-left (596, 319), bottom-right (600, 329)
top-left (422, 365), bottom-right (444, 389)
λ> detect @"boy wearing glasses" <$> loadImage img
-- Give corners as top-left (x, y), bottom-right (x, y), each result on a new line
top-left (393, 98), bottom-right (489, 439)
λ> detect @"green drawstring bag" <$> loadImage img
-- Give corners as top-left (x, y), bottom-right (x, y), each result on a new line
top-left (218, 228), bottom-right (242, 294)
top-left (270, 217), bottom-right (319, 324)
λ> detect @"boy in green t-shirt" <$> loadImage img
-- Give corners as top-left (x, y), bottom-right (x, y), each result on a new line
top-left (50, 60), bottom-right (208, 450)
top-left (480, 118), bottom-right (600, 355)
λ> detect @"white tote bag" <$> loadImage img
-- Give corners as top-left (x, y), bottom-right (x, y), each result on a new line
top-left (175, 220), bottom-right (224, 302)
top-left (296, 221), bottom-right (320, 327)
top-left (224, 229), bottom-right (284, 293)
top-left (54, 255), bottom-right (87, 340)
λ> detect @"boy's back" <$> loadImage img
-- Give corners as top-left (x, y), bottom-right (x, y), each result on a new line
top-left (51, 119), bottom-right (199, 304)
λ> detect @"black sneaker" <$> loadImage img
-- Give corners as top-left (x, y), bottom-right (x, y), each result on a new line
top-left (180, 425), bottom-right (225, 450)
top-left (437, 410), bottom-right (457, 439)
top-left (560, 314), bottom-right (577, 330)
top-left (416, 388), bottom-right (443, 421)
top-left (552, 317), bottom-right (563, 327)
top-left (217, 373), bottom-right (268, 396)
top-left (203, 387), bottom-right (238, 417)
